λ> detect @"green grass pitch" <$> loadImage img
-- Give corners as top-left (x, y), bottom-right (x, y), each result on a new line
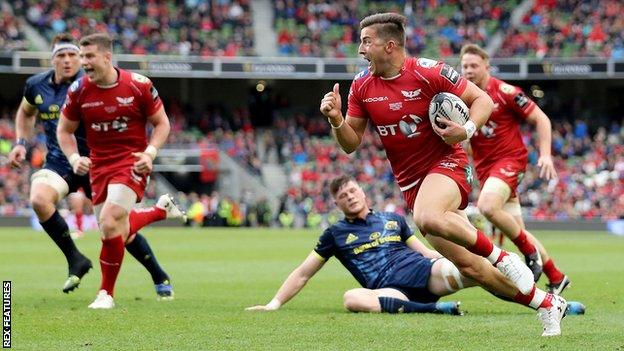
top-left (0, 227), bottom-right (623, 350)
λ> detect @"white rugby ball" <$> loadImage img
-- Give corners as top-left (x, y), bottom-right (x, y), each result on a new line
top-left (428, 92), bottom-right (469, 129)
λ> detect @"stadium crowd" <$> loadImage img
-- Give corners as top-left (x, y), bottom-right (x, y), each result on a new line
top-left (0, 5), bottom-right (27, 52)
top-left (499, 0), bottom-right (624, 58)
top-left (10, 0), bottom-right (254, 56)
top-left (3, 0), bottom-right (623, 59)
top-left (273, 0), bottom-right (517, 58)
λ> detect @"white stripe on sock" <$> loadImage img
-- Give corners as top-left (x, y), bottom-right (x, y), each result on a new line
top-left (487, 246), bottom-right (502, 265)
top-left (530, 288), bottom-right (547, 309)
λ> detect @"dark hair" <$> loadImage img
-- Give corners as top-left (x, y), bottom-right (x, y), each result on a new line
top-left (51, 33), bottom-right (75, 47)
top-left (460, 43), bottom-right (490, 61)
top-left (330, 175), bottom-right (356, 198)
top-left (360, 13), bottom-right (407, 47)
top-left (79, 33), bottom-right (113, 52)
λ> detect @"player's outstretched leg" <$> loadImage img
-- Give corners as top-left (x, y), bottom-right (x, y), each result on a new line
top-left (342, 288), bottom-right (462, 315)
top-left (125, 233), bottom-right (174, 300)
top-left (29, 179), bottom-right (93, 293)
top-left (128, 194), bottom-right (187, 235)
top-left (89, 197), bottom-right (131, 309)
top-left (413, 174), bottom-right (534, 294)
top-left (40, 211), bottom-right (93, 293)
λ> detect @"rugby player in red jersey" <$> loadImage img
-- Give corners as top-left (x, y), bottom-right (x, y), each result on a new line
top-left (460, 44), bottom-right (569, 294)
top-left (57, 33), bottom-right (185, 309)
top-left (319, 13), bottom-right (566, 336)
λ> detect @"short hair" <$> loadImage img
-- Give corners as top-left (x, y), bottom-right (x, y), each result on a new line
top-left (360, 13), bottom-right (407, 47)
top-left (51, 33), bottom-right (75, 47)
top-left (460, 44), bottom-right (490, 61)
top-left (329, 175), bottom-right (356, 198)
top-left (79, 33), bottom-right (113, 52)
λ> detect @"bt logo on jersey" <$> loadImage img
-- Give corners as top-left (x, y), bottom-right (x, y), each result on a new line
top-left (377, 114), bottom-right (423, 138)
top-left (91, 116), bottom-right (130, 133)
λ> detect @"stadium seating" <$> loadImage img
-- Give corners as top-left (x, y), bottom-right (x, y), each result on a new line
top-left (0, 6), bottom-right (27, 52)
top-left (13, 0), bottom-right (254, 56)
top-left (499, 0), bottom-right (624, 58)
top-left (272, 0), bottom-right (517, 58)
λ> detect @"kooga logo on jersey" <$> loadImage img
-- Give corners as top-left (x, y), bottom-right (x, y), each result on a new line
top-left (363, 96), bottom-right (388, 103)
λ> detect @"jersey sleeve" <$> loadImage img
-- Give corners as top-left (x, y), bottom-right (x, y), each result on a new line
top-left (346, 76), bottom-right (368, 119)
top-left (422, 61), bottom-right (468, 98)
top-left (141, 77), bottom-right (163, 117)
top-left (61, 80), bottom-right (82, 121)
top-left (314, 228), bottom-right (336, 260)
top-left (500, 83), bottom-right (536, 120)
top-left (397, 215), bottom-right (414, 242)
top-left (22, 78), bottom-right (36, 106)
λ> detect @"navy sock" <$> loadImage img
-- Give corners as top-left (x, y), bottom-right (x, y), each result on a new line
top-left (125, 233), bottom-right (169, 284)
top-left (40, 210), bottom-right (83, 265)
top-left (378, 297), bottom-right (437, 314)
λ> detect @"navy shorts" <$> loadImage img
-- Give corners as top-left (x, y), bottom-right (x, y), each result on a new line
top-left (382, 256), bottom-right (440, 303)
top-left (44, 162), bottom-right (92, 200)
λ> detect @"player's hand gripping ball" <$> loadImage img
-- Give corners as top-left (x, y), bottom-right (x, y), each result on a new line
top-left (428, 92), bottom-right (469, 129)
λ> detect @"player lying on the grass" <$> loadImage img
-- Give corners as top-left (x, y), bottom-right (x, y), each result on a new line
top-left (246, 176), bottom-right (586, 317)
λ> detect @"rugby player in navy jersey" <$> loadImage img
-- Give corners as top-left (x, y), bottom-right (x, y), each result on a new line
top-left (246, 175), bottom-right (585, 318)
top-left (8, 34), bottom-right (93, 293)
top-left (248, 175), bottom-right (472, 315)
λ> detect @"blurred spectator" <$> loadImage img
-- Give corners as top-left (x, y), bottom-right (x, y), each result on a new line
top-left (499, 0), bottom-right (624, 58)
top-left (273, 0), bottom-right (516, 58)
top-left (12, 0), bottom-right (254, 56)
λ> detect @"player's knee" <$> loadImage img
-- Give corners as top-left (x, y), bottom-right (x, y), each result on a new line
top-left (343, 290), bottom-right (366, 312)
top-left (30, 193), bottom-right (54, 216)
top-left (99, 214), bottom-right (123, 235)
top-left (342, 290), bottom-right (358, 311)
top-left (477, 199), bottom-right (498, 219)
top-left (413, 211), bottom-right (445, 238)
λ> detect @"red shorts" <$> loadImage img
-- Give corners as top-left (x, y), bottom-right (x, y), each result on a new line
top-left (476, 157), bottom-right (527, 197)
top-left (401, 152), bottom-right (473, 211)
top-left (90, 162), bottom-right (149, 206)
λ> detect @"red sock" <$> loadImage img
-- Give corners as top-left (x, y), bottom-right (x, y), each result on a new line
top-left (468, 230), bottom-right (507, 264)
top-left (542, 259), bottom-right (565, 284)
top-left (75, 211), bottom-right (83, 231)
top-left (128, 207), bottom-right (166, 235)
top-left (99, 235), bottom-right (125, 296)
top-left (511, 230), bottom-right (537, 256)
top-left (513, 285), bottom-right (552, 309)
top-left (468, 230), bottom-right (493, 256)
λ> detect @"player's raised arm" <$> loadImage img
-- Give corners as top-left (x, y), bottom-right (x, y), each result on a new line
top-left (133, 106), bottom-right (171, 175)
top-left (525, 106), bottom-right (557, 180)
top-left (57, 113), bottom-right (90, 175)
top-left (320, 83), bottom-right (367, 154)
top-left (245, 251), bottom-right (326, 311)
top-left (8, 98), bottom-right (38, 168)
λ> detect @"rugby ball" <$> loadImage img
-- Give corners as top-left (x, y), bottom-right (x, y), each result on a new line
top-left (428, 92), bottom-right (469, 129)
